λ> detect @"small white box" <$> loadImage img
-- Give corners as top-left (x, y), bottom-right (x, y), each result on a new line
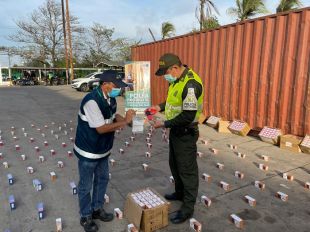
top-left (276, 191), bottom-right (288, 201)
top-left (196, 151), bottom-right (203, 157)
top-left (189, 218), bottom-right (202, 232)
top-left (50, 149), bottom-right (56, 155)
top-left (104, 194), bottom-right (110, 203)
top-left (305, 182), bottom-right (310, 189)
top-left (210, 148), bottom-right (219, 154)
top-left (56, 218), bottom-right (62, 232)
top-left (146, 143), bottom-right (152, 149)
top-left (259, 163), bottom-right (268, 171)
top-left (216, 163), bottom-right (224, 170)
top-left (237, 152), bottom-right (246, 158)
top-left (201, 195), bottom-right (212, 207)
top-left (109, 159), bottom-right (116, 166)
top-left (27, 166), bottom-right (34, 174)
top-left (119, 148), bottom-right (124, 154)
top-left (230, 214), bottom-right (244, 229)
top-left (169, 176), bottom-right (175, 184)
top-left (235, 171), bottom-right (244, 179)
top-left (125, 141), bottom-right (130, 147)
top-left (3, 161), bottom-right (9, 168)
top-left (283, 173), bottom-right (294, 181)
top-left (202, 173), bottom-right (211, 182)
top-left (142, 163), bottom-right (149, 171)
top-left (220, 181), bottom-right (230, 191)
top-left (57, 161), bottom-right (64, 168)
top-left (244, 195), bottom-right (256, 207)
top-left (39, 156), bottom-right (45, 163)
top-left (254, 181), bottom-right (265, 190)
top-left (145, 152), bottom-right (151, 158)
top-left (127, 223), bottom-right (138, 232)
top-left (114, 208), bottom-right (123, 219)
top-left (262, 155), bottom-right (269, 161)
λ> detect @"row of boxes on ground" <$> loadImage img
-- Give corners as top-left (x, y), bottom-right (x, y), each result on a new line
top-left (204, 116), bottom-right (310, 154)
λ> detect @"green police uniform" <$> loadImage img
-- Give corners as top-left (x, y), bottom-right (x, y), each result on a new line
top-left (160, 67), bottom-right (204, 215)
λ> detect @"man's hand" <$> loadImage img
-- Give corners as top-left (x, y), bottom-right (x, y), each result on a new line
top-left (153, 120), bottom-right (164, 129)
top-left (125, 110), bottom-right (136, 124)
top-left (115, 114), bottom-right (124, 122)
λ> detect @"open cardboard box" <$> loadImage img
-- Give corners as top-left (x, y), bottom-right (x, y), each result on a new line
top-left (124, 187), bottom-right (170, 232)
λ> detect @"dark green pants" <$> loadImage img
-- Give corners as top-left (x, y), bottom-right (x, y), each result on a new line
top-left (169, 127), bottom-right (199, 215)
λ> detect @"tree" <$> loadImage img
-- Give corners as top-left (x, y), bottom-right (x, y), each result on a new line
top-left (197, 0), bottom-right (219, 31)
top-left (227, 0), bottom-right (268, 21)
top-left (202, 16), bottom-right (220, 30)
top-left (81, 23), bottom-right (139, 66)
top-left (161, 22), bottom-right (175, 40)
top-left (9, 0), bottom-right (83, 67)
top-left (276, 0), bottom-right (302, 13)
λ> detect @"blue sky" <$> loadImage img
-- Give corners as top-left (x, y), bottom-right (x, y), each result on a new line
top-left (0, 0), bottom-right (309, 66)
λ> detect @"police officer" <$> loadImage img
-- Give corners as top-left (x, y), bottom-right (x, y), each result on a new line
top-left (74, 70), bottom-right (135, 232)
top-left (150, 53), bottom-right (204, 224)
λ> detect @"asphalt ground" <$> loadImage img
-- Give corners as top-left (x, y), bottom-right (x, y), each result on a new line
top-left (0, 85), bottom-right (309, 232)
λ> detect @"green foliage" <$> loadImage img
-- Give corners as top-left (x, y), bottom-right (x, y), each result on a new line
top-left (276, 0), bottom-right (302, 13)
top-left (227, 0), bottom-right (269, 21)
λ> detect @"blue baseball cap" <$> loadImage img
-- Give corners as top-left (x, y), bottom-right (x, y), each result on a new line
top-left (98, 70), bottom-right (128, 88)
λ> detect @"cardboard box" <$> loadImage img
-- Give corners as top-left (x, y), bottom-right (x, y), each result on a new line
top-left (206, 116), bottom-right (221, 128)
top-left (124, 188), bottom-right (170, 232)
top-left (259, 127), bottom-right (282, 145)
top-left (276, 191), bottom-right (288, 201)
top-left (244, 195), bottom-right (256, 207)
top-left (228, 121), bottom-right (251, 136)
top-left (280, 135), bottom-right (301, 153)
top-left (218, 121), bottom-right (232, 134)
top-left (300, 135), bottom-right (310, 154)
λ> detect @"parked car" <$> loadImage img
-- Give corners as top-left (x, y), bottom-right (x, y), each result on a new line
top-left (71, 72), bottom-right (102, 92)
top-left (88, 71), bottom-right (125, 91)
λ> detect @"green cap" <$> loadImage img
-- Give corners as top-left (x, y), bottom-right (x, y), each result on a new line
top-left (155, 53), bottom-right (181, 76)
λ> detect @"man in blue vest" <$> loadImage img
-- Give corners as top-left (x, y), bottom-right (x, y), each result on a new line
top-left (74, 70), bottom-right (135, 232)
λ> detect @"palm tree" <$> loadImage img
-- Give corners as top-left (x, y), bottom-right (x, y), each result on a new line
top-left (161, 22), bottom-right (175, 40)
top-left (197, 0), bottom-right (220, 31)
top-left (227, 0), bottom-right (268, 21)
top-left (276, 0), bottom-right (302, 13)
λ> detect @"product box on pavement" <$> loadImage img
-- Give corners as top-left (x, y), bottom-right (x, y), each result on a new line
top-left (228, 120), bottom-right (251, 136)
top-left (280, 135), bottom-right (302, 153)
top-left (206, 116), bottom-right (221, 128)
top-left (259, 127), bottom-right (282, 145)
top-left (300, 135), bottom-right (310, 154)
top-left (124, 187), bottom-right (170, 232)
top-left (218, 121), bottom-right (232, 134)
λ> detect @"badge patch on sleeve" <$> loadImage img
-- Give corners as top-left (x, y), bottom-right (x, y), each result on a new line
top-left (183, 88), bottom-right (198, 110)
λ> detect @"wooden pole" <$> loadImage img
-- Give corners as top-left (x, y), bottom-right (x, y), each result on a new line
top-left (61, 0), bottom-right (69, 85)
top-left (65, 0), bottom-right (74, 81)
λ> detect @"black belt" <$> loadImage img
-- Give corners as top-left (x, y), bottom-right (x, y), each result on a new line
top-left (171, 123), bottom-right (198, 135)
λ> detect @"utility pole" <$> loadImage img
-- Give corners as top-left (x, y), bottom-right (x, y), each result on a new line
top-left (61, 0), bottom-right (69, 85)
top-left (65, 0), bottom-right (74, 81)
top-left (148, 28), bottom-right (156, 42)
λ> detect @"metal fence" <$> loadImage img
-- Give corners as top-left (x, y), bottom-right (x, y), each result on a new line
top-left (132, 7), bottom-right (310, 136)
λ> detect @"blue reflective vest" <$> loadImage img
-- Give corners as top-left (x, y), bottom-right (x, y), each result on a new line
top-left (74, 88), bottom-right (116, 161)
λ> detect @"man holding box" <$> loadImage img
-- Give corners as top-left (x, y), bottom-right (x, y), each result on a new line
top-left (74, 70), bottom-right (135, 232)
top-left (148, 53), bottom-right (204, 224)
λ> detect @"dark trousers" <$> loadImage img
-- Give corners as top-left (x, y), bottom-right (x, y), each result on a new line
top-left (169, 127), bottom-right (199, 215)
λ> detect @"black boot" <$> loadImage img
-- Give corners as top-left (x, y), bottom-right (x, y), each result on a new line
top-left (92, 208), bottom-right (114, 222)
top-left (164, 192), bottom-right (183, 201)
top-left (80, 216), bottom-right (98, 232)
top-left (170, 210), bottom-right (193, 224)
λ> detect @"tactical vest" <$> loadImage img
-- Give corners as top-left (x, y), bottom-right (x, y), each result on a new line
top-left (165, 69), bottom-right (204, 122)
top-left (74, 87), bottom-right (116, 161)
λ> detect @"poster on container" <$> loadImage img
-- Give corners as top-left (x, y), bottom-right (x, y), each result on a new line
top-left (124, 61), bottom-right (151, 113)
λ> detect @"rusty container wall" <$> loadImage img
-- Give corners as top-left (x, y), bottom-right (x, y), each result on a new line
top-left (132, 8), bottom-right (310, 136)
